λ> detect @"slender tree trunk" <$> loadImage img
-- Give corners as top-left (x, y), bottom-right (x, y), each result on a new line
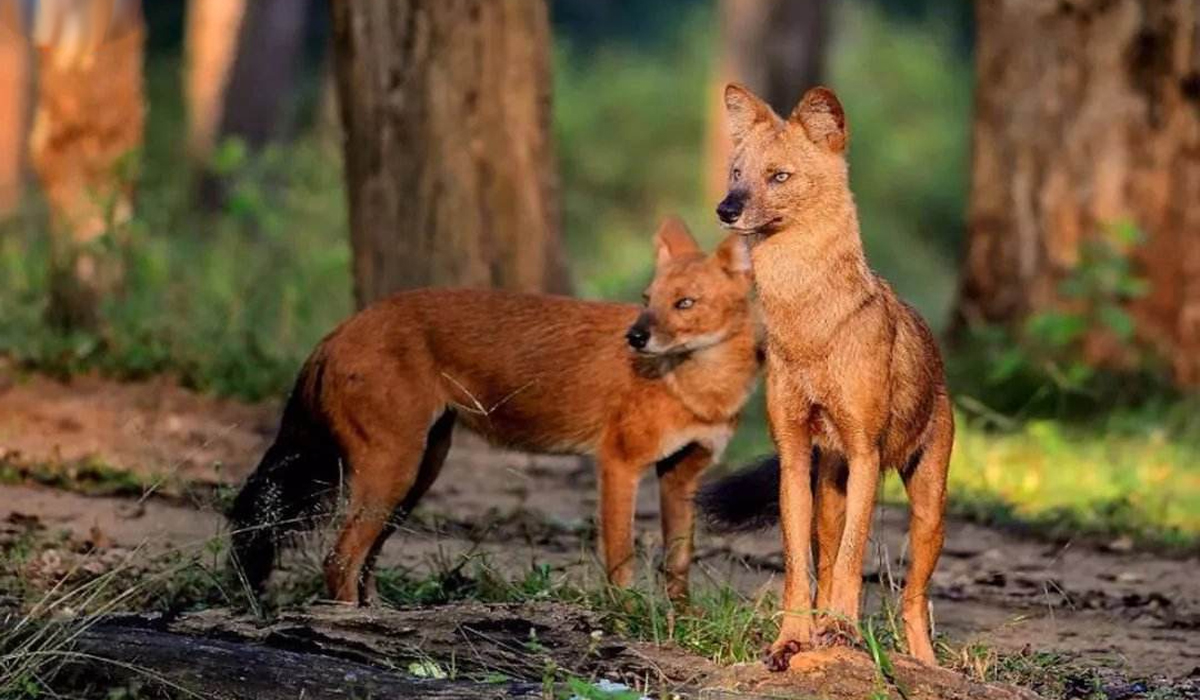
top-left (0, 0), bottom-right (30, 216)
top-left (707, 0), bottom-right (832, 199)
top-left (957, 0), bottom-right (1200, 385)
top-left (184, 0), bottom-right (247, 162)
top-left (330, 0), bottom-right (570, 307)
top-left (219, 0), bottom-right (309, 149)
top-left (29, 0), bottom-right (145, 329)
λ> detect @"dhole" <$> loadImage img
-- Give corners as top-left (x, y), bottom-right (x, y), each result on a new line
top-left (229, 218), bottom-right (760, 603)
top-left (699, 84), bottom-right (953, 669)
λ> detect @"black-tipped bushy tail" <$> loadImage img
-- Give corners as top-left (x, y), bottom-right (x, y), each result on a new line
top-left (227, 360), bottom-right (340, 591)
top-left (695, 454), bottom-right (782, 533)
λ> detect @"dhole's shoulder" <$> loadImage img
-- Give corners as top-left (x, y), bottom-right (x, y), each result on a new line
top-left (872, 275), bottom-right (944, 368)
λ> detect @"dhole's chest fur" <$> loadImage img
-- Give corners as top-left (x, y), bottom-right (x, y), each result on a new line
top-left (751, 232), bottom-right (940, 466)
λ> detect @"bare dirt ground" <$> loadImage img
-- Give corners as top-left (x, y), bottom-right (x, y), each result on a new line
top-left (3, 372), bottom-right (1199, 697)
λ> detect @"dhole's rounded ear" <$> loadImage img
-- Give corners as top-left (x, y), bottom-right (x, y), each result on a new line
top-left (789, 86), bottom-right (847, 153)
top-left (724, 83), bottom-right (777, 146)
top-left (654, 216), bottom-right (700, 267)
top-left (715, 235), bottom-right (752, 277)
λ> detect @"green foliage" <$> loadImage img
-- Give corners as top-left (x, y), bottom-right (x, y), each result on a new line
top-left (871, 402), bottom-right (1200, 551)
top-left (0, 134), bottom-right (351, 400)
top-left (976, 221), bottom-right (1154, 402)
top-left (0, 456), bottom-right (148, 498)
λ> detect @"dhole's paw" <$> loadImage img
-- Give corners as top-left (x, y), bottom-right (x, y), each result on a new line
top-left (814, 618), bottom-right (860, 648)
top-left (763, 638), bottom-right (811, 673)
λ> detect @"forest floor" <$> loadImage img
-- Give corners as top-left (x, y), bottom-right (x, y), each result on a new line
top-left (1, 369), bottom-right (1199, 699)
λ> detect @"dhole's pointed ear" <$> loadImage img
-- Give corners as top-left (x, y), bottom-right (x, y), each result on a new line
top-left (715, 235), bottom-right (752, 277)
top-left (789, 86), bottom-right (847, 153)
top-left (654, 216), bottom-right (700, 267)
top-left (724, 83), bottom-right (776, 145)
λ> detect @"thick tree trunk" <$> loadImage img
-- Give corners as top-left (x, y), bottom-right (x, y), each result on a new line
top-left (184, 0), bottom-right (247, 161)
top-left (0, 0), bottom-right (29, 216)
top-left (330, 0), bottom-right (570, 307)
top-left (707, 0), bottom-right (832, 199)
top-left (957, 0), bottom-right (1200, 385)
top-left (29, 0), bottom-right (145, 329)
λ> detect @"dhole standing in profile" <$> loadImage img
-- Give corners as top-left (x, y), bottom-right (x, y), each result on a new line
top-left (700, 84), bottom-right (954, 670)
top-left (229, 218), bottom-right (760, 604)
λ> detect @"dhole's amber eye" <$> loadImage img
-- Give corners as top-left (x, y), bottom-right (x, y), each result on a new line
top-left (641, 292), bottom-right (650, 305)
top-left (772, 172), bottom-right (791, 184)
top-left (732, 168), bottom-right (741, 181)
top-left (674, 297), bottom-right (695, 310)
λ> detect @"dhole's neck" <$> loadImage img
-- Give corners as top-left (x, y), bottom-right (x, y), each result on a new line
top-left (663, 319), bottom-right (759, 423)
top-left (750, 191), bottom-right (877, 345)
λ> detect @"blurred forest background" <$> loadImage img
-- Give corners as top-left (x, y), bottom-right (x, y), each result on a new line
top-left (0, 0), bottom-right (1196, 550)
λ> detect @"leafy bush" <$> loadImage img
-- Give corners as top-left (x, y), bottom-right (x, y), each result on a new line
top-left (950, 221), bottom-right (1171, 417)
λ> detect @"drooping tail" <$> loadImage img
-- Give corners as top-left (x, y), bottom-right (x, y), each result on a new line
top-left (695, 454), bottom-right (782, 533)
top-left (227, 355), bottom-right (341, 591)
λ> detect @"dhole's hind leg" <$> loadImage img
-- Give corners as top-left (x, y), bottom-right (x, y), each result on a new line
top-left (900, 395), bottom-right (952, 665)
top-left (358, 410), bottom-right (456, 602)
top-left (324, 417), bottom-right (434, 604)
top-left (812, 449), bottom-right (847, 613)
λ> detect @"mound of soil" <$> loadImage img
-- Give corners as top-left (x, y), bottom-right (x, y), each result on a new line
top-left (708, 647), bottom-right (1041, 700)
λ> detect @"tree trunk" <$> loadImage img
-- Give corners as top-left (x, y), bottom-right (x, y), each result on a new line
top-left (957, 0), bottom-right (1200, 385)
top-left (707, 0), bottom-right (832, 199)
top-left (0, 0), bottom-right (30, 217)
top-left (218, 0), bottom-right (309, 149)
top-left (330, 0), bottom-right (570, 307)
top-left (29, 0), bottom-right (145, 329)
top-left (184, 0), bottom-right (247, 162)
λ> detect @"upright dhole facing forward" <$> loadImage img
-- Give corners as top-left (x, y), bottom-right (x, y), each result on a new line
top-left (229, 219), bottom-right (760, 603)
top-left (700, 84), bottom-right (953, 669)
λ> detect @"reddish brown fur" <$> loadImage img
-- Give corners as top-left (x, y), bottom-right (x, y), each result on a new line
top-left (233, 219), bottom-right (760, 603)
top-left (719, 84), bottom-right (953, 668)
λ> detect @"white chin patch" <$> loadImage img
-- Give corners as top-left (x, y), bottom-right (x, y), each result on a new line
top-left (643, 338), bottom-right (670, 354)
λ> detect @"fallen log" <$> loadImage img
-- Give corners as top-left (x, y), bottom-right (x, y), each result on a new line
top-left (58, 601), bottom-right (708, 698)
top-left (70, 625), bottom-right (542, 699)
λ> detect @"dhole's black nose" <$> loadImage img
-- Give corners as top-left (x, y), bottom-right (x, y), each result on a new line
top-left (626, 326), bottom-right (650, 350)
top-left (716, 195), bottom-right (744, 224)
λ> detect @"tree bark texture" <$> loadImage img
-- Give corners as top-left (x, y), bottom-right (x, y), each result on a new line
top-left (958, 0), bottom-right (1200, 384)
top-left (331, 0), bottom-right (570, 307)
top-left (0, 0), bottom-right (29, 216)
top-left (707, 0), bottom-right (832, 199)
top-left (29, 0), bottom-right (145, 329)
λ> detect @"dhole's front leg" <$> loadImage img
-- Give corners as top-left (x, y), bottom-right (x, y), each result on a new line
top-left (597, 450), bottom-right (641, 588)
top-left (819, 437), bottom-right (880, 643)
top-left (764, 380), bottom-right (816, 672)
top-left (657, 444), bottom-right (713, 601)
